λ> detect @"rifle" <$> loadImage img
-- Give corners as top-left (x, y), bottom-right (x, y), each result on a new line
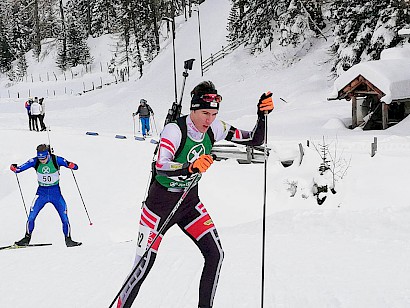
top-left (164, 58), bottom-right (195, 125)
top-left (141, 59), bottom-right (196, 203)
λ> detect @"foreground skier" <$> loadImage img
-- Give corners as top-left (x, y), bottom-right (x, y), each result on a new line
top-left (117, 81), bottom-right (273, 308)
top-left (10, 144), bottom-right (82, 247)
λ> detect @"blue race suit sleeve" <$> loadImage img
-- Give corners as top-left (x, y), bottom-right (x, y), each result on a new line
top-left (15, 158), bottom-right (37, 173)
top-left (56, 156), bottom-right (78, 170)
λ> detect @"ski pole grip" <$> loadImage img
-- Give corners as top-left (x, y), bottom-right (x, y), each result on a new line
top-left (211, 154), bottom-right (217, 161)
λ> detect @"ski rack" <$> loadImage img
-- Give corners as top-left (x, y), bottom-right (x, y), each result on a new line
top-left (211, 144), bottom-right (270, 164)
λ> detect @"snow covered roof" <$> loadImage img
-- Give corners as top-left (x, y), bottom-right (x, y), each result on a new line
top-left (331, 47), bottom-right (410, 104)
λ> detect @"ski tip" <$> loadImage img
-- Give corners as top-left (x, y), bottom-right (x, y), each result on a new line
top-left (135, 136), bottom-right (145, 141)
top-left (86, 132), bottom-right (99, 136)
top-left (115, 135), bottom-right (127, 139)
top-left (150, 139), bottom-right (159, 144)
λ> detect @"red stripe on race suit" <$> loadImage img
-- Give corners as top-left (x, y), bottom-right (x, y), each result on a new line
top-left (185, 214), bottom-right (214, 240)
top-left (140, 215), bottom-right (154, 229)
top-left (116, 298), bottom-right (122, 308)
top-left (235, 129), bottom-right (241, 139)
top-left (143, 207), bottom-right (157, 222)
top-left (155, 147), bottom-right (163, 168)
top-left (161, 138), bottom-right (176, 155)
top-left (198, 203), bottom-right (207, 214)
top-left (148, 231), bottom-right (162, 252)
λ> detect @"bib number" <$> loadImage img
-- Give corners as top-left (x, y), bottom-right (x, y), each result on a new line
top-left (135, 225), bottom-right (150, 256)
top-left (37, 171), bottom-right (59, 185)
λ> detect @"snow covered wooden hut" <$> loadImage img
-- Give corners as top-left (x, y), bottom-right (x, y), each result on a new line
top-left (330, 48), bottom-right (410, 130)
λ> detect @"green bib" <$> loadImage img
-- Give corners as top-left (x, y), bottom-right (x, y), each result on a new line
top-left (156, 134), bottom-right (213, 189)
top-left (36, 159), bottom-right (60, 186)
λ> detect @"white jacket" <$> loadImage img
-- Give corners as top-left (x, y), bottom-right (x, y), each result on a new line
top-left (30, 102), bottom-right (42, 115)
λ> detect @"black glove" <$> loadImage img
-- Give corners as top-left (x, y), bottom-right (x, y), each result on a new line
top-left (257, 91), bottom-right (274, 117)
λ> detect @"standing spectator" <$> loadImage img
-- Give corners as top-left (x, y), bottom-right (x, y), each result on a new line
top-left (30, 97), bottom-right (42, 132)
top-left (10, 144), bottom-right (82, 247)
top-left (38, 97), bottom-right (46, 131)
top-left (24, 97), bottom-right (33, 131)
top-left (132, 99), bottom-right (154, 138)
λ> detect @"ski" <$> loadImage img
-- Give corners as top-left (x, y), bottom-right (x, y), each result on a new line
top-left (0, 243), bottom-right (52, 251)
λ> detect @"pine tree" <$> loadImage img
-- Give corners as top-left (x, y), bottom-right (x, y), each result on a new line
top-left (227, 0), bottom-right (325, 53)
top-left (15, 54), bottom-right (28, 80)
top-left (57, 0), bottom-right (92, 69)
top-left (0, 19), bottom-right (13, 72)
top-left (56, 0), bottom-right (68, 70)
top-left (39, 0), bottom-right (60, 40)
top-left (0, 3), bottom-right (13, 72)
top-left (365, 0), bottom-right (410, 60)
top-left (227, 0), bottom-right (251, 43)
top-left (66, 14), bottom-right (92, 67)
top-left (91, 0), bottom-right (120, 36)
top-left (329, 0), bottom-right (410, 77)
top-left (8, 0), bottom-right (33, 56)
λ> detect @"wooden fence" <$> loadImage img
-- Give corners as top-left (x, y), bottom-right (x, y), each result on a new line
top-left (202, 40), bottom-right (242, 74)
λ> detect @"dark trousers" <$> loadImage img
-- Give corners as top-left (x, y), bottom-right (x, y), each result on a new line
top-left (39, 114), bottom-right (46, 130)
top-left (28, 113), bottom-right (33, 130)
top-left (31, 115), bottom-right (39, 131)
top-left (118, 181), bottom-right (224, 308)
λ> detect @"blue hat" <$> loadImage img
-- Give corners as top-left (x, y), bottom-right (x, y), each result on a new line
top-left (37, 150), bottom-right (49, 160)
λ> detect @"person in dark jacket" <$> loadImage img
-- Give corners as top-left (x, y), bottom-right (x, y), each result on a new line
top-left (38, 97), bottom-right (46, 131)
top-left (132, 99), bottom-right (154, 138)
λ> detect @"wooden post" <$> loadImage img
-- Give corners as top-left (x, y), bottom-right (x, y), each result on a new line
top-left (352, 96), bottom-right (358, 128)
top-left (382, 102), bottom-right (388, 129)
top-left (371, 137), bottom-right (378, 157)
top-left (298, 143), bottom-right (304, 165)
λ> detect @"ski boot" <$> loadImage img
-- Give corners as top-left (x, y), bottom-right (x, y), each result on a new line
top-left (15, 233), bottom-right (31, 246)
top-left (65, 236), bottom-right (82, 247)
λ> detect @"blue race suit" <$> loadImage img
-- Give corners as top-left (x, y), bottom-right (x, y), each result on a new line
top-left (15, 155), bottom-right (78, 237)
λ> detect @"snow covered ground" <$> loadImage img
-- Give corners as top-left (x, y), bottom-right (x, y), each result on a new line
top-left (1, 0), bottom-right (410, 307)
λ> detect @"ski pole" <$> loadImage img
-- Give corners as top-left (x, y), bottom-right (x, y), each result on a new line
top-left (132, 115), bottom-right (136, 136)
top-left (15, 173), bottom-right (28, 218)
top-left (108, 173), bottom-right (202, 308)
top-left (151, 115), bottom-right (158, 136)
top-left (138, 116), bottom-right (141, 133)
top-left (71, 170), bottom-right (93, 226)
top-left (261, 112), bottom-right (268, 308)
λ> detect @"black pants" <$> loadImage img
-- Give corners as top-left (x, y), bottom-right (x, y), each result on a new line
top-left (118, 181), bottom-right (224, 308)
top-left (31, 115), bottom-right (39, 131)
top-left (39, 114), bottom-right (46, 130)
top-left (28, 113), bottom-right (33, 130)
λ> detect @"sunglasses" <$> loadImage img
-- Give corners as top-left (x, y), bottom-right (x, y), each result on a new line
top-left (201, 94), bottom-right (222, 103)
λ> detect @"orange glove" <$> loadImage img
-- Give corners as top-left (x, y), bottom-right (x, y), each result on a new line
top-left (258, 91), bottom-right (274, 116)
top-left (188, 154), bottom-right (214, 174)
